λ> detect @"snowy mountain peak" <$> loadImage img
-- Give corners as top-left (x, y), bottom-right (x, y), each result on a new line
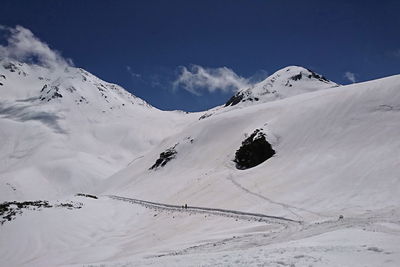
top-left (225, 66), bottom-right (340, 107)
top-left (0, 60), bottom-right (152, 110)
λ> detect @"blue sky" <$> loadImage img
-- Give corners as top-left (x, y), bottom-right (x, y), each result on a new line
top-left (1, 0), bottom-right (400, 111)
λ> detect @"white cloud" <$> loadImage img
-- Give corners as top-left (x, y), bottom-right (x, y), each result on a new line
top-left (173, 65), bottom-right (251, 95)
top-left (344, 71), bottom-right (356, 83)
top-left (126, 65), bottom-right (141, 78)
top-left (0, 25), bottom-right (72, 69)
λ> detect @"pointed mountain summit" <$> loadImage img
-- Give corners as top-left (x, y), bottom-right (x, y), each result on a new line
top-left (225, 66), bottom-right (340, 106)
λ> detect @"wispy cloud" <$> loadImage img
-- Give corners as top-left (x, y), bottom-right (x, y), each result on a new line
top-left (126, 65), bottom-right (141, 78)
top-left (173, 65), bottom-right (252, 96)
top-left (344, 71), bottom-right (356, 83)
top-left (0, 25), bottom-right (72, 69)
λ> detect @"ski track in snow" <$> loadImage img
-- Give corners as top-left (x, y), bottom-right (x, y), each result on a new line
top-left (127, 155), bottom-right (144, 166)
top-left (226, 174), bottom-right (329, 220)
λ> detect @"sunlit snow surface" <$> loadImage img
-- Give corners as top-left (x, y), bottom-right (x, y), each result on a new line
top-left (0, 61), bottom-right (399, 266)
top-left (0, 61), bottom-right (191, 201)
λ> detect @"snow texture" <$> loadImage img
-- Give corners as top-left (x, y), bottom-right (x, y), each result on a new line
top-left (1, 60), bottom-right (399, 267)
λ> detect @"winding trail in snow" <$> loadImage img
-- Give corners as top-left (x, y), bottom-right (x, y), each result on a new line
top-left (105, 195), bottom-right (400, 260)
top-left (107, 194), bottom-right (304, 258)
top-left (226, 174), bottom-right (329, 220)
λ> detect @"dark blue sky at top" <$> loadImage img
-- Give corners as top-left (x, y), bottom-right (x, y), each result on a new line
top-left (1, 0), bottom-right (400, 111)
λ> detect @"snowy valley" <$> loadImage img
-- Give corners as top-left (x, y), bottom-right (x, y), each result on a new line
top-left (0, 61), bottom-right (399, 267)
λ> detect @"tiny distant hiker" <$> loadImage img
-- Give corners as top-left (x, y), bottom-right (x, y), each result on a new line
top-left (184, 204), bottom-right (188, 209)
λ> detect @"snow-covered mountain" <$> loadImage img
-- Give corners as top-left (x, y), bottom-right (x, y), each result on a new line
top-left (0, 61), bottom-right (150, 107)
top-left (225, 66), bottom-right (339, 107)
top-left (1, 62), bottom-right (400, 267)
top-left (0, 60), bottom-right (192, 201)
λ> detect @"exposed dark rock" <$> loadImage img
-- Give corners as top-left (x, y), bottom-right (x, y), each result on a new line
top-left (225, 92), bottom-right (244, 107)
top-left (185, 136), bottom-right (194, 143)
top-left (225, 92), bottom-right (261, 107)
top-left (290, 73), bottom-right (303, 81)
top-left (52, 92), bottom-right (63, 99)
top-left (0, 200), bottom-right (82, 225)
top-left (75, 96), bottom-right (88, 105)
top-left (199, 113), bottom-right (212, 120)
top-left (150, 144), bottom-right (178, 170)
top-left (306, 68), bottom-right (330, 83)
top-left (66, 86), bottom-right (77, 93)
top-left (40, 85), bottom-right (63, 101)
top-left (55, 203), bottom-right (76, 209)
top-left (76, 193), bottom-right (98, 199)
top-left (234, 129), bottom-right (275, 170)
top-left (0, 82), bottom-right (3, 86)
top-left (290, 69), bottom-right (331, 83)
top-left (3, 62), bottom-right (27, 76)
top-left (1, 201), bottom-right (52, 224)
top-left (3, 62), bottom-right (18, 72)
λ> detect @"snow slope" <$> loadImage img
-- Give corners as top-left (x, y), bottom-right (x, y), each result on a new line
top-left (103, 73), bottom-right (400, 220)
top-left (0, 60), bottom-right (193, 201)
top-left (1, 63), bottom-right (400, 267)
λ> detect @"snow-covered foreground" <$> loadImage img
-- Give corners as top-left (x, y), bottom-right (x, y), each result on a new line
top-left (1, 196), bottom-right (399, 266)
top-left (1, 62), bottom-right (400, 266)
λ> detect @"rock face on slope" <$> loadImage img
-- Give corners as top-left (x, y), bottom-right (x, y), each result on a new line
top-left (225, 66), bottom-right (339, 107)
top-left (149, 145), bottom-right (178, 170)
top-left (234, 129), bottom-right (275, 169)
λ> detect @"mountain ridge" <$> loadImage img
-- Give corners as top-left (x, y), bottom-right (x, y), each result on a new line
top-left (225, 66), bottom-right (340, 107)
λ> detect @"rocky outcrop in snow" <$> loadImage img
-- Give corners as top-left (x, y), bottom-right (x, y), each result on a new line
top-left (234, 129), bottom-right (275, 169)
